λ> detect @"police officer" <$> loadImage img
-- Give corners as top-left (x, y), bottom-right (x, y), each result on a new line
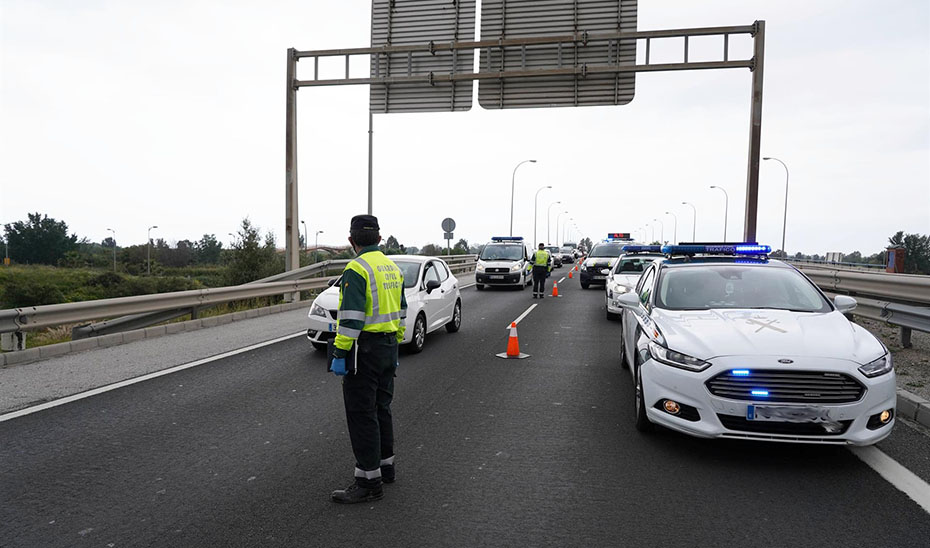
top-left (330, 215), bottom-right (407, 504)
top-left (530, 243), bottom-right (551, 298)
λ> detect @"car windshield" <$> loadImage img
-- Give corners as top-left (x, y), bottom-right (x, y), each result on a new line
top-left (560, 247), bottom-right (573, 253)
top-left (655, 265), bottom-right (831, 312)
top-left (589, 243), bottom-right (625, 258)
top-left (545, 247), bottom-right (560, 254)
top-left (393, 261), bottom-right (421, 289)
top-left (480, 245), bottom-right (524, 261)
top-left (612, 255), bottom-right (660, 274)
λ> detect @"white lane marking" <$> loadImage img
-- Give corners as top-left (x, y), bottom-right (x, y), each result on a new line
top-left (558, 277), bottom-right (566, 283)
top-left (506, 304), bottom-right (537, 329)
top-left (849, 445), bottom-right (930, 515)
top-left (0, 332), bottom-right (305, 423)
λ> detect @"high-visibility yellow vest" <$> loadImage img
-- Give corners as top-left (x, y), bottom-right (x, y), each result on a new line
top-left (533, 250), bottom-right (550, 267)
top-left (337, 251), bottom-right (405, 339)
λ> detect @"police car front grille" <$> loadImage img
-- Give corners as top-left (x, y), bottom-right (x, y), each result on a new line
top-left (486, 268), bottom-right (510, 273)
top-left (706, 370), bottom-right (865, 403)
top-left (717, 414), bottom-right (853, 436)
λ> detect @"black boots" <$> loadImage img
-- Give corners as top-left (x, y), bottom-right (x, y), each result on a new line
top-left (331, 480), bottom-right (383, 504)
top-left (381, 463), bottom-right (395, 484)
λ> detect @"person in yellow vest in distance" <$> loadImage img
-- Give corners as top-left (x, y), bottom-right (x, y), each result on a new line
top-left (329, 214), bottom-right (408, 504)
top-left (531, 242), bottom-right (552, 299)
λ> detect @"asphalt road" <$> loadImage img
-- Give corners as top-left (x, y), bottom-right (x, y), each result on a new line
top-left (2, 270), bottom-right (929, 547)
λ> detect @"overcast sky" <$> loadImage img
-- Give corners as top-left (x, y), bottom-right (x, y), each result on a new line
top-left (2, 0), bottom-right (928, 256)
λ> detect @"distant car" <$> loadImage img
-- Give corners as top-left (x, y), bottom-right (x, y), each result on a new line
top-left (615, 243), bottom-right (896, 445)
top-left (559, 246), bottom-right (575, 265)
top-left (307, 255), bottom-right (462, 354)
top-left (579, 241), bottom-right (627, 289)
top-left (475, 237), bottom-right (532, 290)
top-left (605, 246), bottom-right (663, 320)
top-left (545, 246), bottom-right (563, 268)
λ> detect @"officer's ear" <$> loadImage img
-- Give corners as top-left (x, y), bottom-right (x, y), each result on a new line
top-left (348, 236), bottom-right (357, 252)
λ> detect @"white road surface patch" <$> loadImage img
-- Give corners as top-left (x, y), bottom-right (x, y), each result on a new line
top-left (506, 304), bottom-right (537, 328)
top-left (849, 445), bottom-right (930, 515)
top-left (0, 332), bottom-right (304, 423)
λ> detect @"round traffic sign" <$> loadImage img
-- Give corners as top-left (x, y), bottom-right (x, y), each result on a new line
top-left (441, 217), bottom-right (456, 232)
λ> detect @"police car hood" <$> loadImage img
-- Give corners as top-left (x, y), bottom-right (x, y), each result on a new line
top-left (611, 273), bottom-right (641, 288)
top-left (651, 308), bottom-right (884, 364)
top-left (585, 257), bottom-right (617, 268)
top-left (479, 260), bottom-right (523, 268)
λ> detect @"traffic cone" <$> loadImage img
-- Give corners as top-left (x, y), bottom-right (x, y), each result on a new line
top-left (551, 280), bottom-right (561, 297)
top-left (568, 270), bottom-right (573, 279)
top-left (496, 322), bottom-right (529, 359)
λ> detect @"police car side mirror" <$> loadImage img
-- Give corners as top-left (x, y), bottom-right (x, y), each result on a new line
top-left (616, 292), bottom-right (640, 309)
top-left (425, 280), bottom-right (441, 294)
top-left (833, 295), bottom-right (857, 314)
top-left (327, 277), bottom-right (339, 287)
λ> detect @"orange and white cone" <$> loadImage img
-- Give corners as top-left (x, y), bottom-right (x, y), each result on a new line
top-left (496, 322), bottom-right (529, 359)
top-left (551, 280), bottom-right (561, 297)
top-left (568, 270), bottom-right (573, 279)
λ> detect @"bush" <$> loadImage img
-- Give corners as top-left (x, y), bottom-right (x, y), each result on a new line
top-left (2, 278), bottom-right (66, 308)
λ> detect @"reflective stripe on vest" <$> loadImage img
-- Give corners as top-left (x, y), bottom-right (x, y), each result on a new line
top-left (340, 251), bottom-right (404, 334)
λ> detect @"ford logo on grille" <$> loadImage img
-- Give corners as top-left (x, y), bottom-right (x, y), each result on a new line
top-left (778, 359), bottom-right (794, 364)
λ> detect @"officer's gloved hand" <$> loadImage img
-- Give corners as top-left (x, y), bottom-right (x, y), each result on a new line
top-left (331, 357), bottom-right (347, 376)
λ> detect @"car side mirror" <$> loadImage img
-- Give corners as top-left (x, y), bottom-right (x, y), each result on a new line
top-left (616, 292), bottom-right (640, 308)
top-left (327, 278), bottom-right (339, 287)
top-left (834, 295), bottom-right (857, 314)
top-left (425, 280), bottom-right (441, 294)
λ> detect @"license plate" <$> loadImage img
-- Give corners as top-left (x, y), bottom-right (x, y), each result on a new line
top-left (328, 323), bottom-right (335, 331)
top-left (490, 275), bottom-right (504, 279)
top-left (593, 275), bottom-right (606, 280)
top-left (747, 405), bottom-right (831, 423)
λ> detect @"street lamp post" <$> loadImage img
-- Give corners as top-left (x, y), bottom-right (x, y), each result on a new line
top-left (510, 159), bottom-right (537, 236)
top-left (709, 185), bottom-right (729, 241)
top-left (556, 211), bottom-right (569, 247)
top-left (147, 225), bottom-right (158, 276)
top-left (682, 202), bottom-right (697, 241)
top-left (653, 218), bottom-right (665, 244)
top-left (314, 230), bottom-right (324, 264)
top-left (665, 211), bottom-right (678, 244)
top-left (106, 228), bottom-right (117, 272)
top-left (534, 185), bottom-right (552, 245)
top-left (764, 157), bottom-right (790, 255)
top-left (547, 201), bottom-right (561, 245)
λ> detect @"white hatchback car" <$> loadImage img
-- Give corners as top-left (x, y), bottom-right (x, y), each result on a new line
top-left (307, 255), bottom-right (462, 353)
top-left (616, 244), bottom-right (896, 446)
top-left (605, 246), bottom-right (663, 321)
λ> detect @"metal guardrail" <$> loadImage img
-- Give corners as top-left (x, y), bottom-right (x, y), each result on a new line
top-left (0, 255), bottom-right (478, 343)
top-left (785, 258), bottom-right (885, 272)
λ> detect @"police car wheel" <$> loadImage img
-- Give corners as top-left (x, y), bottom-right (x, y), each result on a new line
top-left (580, 282), bottom-right (590, 289)
top-left (618, 328), bottom-right (629, 369)
top-left (606, 301), bottom-right (620, 321)
top-left (475, 284), bottom-right (485, 290)
top-left (634, 364), bottom-right (654, 433)
top-left (310, 341), bottom-right (326, 351)
top-left (409, 314), bottom-right (426, 354)
top-left (445, 300), bottom-right (462, 333)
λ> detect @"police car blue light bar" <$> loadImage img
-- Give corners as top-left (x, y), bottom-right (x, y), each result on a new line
top-left (661, 243), bottom-right (772, 256)
top-left (491, 236), bottom-right (524, 242)
top-left (607, 232), bottom-right (632, 240)
top-left (622, 245), bottom-right (662, 253)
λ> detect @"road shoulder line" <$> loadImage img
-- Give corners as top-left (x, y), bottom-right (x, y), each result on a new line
top-left (0, 332), bottom-right (304, 423)
top-left (849, 445), bottom-right (930, 515)
top-left (507, 304), bottom-right (538, 328)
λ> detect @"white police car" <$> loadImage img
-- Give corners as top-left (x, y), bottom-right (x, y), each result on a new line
top-left (475, 237), bottom-right (532, 290)
top-left (615, 243), bottom-right (896, 445)
top-left (605, 245), bottom-right (663, 321)
top-left (307, 255), bottom-right (462, 354)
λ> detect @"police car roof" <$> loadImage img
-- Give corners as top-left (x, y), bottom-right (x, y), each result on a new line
top-left (660, 256), bottom-right (790, 268)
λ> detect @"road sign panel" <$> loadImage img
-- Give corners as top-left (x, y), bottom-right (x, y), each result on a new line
top-left (370, 0), bottom-right (476, 113)
top-left (478, 0), bottom-right (637, 109)
top-left (442, 217), bottom-right (456, 232)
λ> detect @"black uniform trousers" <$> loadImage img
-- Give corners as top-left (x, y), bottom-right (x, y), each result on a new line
top-left (342, 331), bottom-right (398, 485)
top-left (532, 265), bottom-right (549, 295)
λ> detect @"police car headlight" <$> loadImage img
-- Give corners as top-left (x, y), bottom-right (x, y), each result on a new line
top-left (310, 303), bottom-right (327, 317)
top-left (615, 285), bottom-right (630, 294)
top-left (648, 341), bottom-right (711, 372)
top-left (510, 263), bottom-right (522, 272)
top-left (859, 352), bottom-right (893, 378)
top-left (476, 263), bottom-right (485, 272)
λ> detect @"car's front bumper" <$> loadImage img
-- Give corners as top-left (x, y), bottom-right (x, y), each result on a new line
top-left (606, 287), bottom-right (632, 315)
top-left (639, 356), bottom-right (896, 446)
top-left (476, 272), bottom-right (524, 286)
top-left (580, 267), bottom-right (610, 285)
top-left (306, 313), bottom-right (337, 343)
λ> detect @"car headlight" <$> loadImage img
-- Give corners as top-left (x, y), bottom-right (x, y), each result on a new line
top-left (310, 303), bottom-right (327, 317)
top-left (510, 263), bottom-right (522, 272)
top-left (648, 340), bottom-right (711, 372)
top-left (614, 285), bottom-right (630, 294)
top-left (476, 263), bottom-right (485, 272)
top-left (859, 352), bottom-right (893, 378)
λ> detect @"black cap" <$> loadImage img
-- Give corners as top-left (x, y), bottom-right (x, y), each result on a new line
top-left (350, 214), bottom-right (379, 231)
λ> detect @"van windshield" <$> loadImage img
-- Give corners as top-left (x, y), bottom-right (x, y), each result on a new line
top-left (480, 245), bottom-right (524, 261)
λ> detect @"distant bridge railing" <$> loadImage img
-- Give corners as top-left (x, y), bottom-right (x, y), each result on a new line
top-left (0, 255), bottom-right (477, 350)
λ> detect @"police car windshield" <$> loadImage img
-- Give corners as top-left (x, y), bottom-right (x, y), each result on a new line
top-left (560, 247), bottom-right (573, 253)
top-left (480, 245), bottom-right (524, 261)
top-left (393, 261), bottom-right (421, 289)
top-left (655, 265), bottom-right (831, 312)
top-left (613, 256), bottom-right (659, 274)
top-left (589, 243), bottom-right (625, 258)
